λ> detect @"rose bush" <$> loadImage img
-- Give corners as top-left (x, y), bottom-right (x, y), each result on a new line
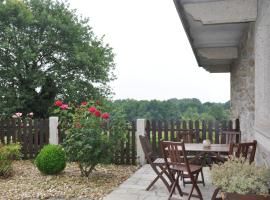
top-left (54, 99), bottom-right (127, 177)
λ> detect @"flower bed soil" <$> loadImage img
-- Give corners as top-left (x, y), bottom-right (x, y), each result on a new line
top-left (0, 160), bottom-right (138, 200)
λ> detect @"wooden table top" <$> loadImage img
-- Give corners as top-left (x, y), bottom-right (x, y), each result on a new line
top-left (184, 143), bottom-right (230, 153)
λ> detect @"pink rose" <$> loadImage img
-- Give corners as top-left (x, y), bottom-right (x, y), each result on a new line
top-left (101, 113), bottom-right (110, 119)
top-left (15, 112), bottom-right (22, 117)
top-left (60, 104), bottom-right (69, 110)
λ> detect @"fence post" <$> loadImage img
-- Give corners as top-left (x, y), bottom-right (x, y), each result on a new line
top-left (49, 116), bottom-right (59, 145)
top-left (136, 119), bottom-right (146, 166)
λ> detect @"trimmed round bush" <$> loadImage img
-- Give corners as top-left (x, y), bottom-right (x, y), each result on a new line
top-left (35, 144), bottom-right (66, 175)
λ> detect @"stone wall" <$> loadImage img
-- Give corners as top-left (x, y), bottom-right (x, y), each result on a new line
top-left (230, 23), bottom-right (255, 141)
top-left (231, 0), bottom-right (270, 166)
top-left (254, 0), bottom-right (270, 167)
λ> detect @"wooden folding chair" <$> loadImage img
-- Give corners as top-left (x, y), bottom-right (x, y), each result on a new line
top-left (229, 140), bottom-right (257, 164)
top-left (175, 130), bottom-right (205, 187)
top-left (211, 130), bottom-right (241, 164)
top-left (161, 141), bottom-right (203, 200)
top-left (220, 130), bottom-right (241, 144)
top-left (175, 130), bottom-right (195, 143)
top-left (139, 135), bottom-right (171, 191)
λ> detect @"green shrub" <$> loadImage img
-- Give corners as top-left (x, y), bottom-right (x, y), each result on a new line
top-left (211, 156), bottom-right (270, 195)
top-left (35, 144), bottom-right (66, 175)
top-left (0, 143), bottom-right (21, 178)
top-left (0, 143), bottom-right (22, 160)
top-left (0, 158), bottom-right (12, 178)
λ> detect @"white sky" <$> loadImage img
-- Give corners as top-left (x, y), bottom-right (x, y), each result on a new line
top-left (68, 0), bottom-right (230, 103)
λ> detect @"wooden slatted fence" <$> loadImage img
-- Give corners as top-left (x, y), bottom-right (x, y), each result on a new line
top-left (113, 121), bottom-right (137, 165)
top-left (1, 118), bottom-right (237, 165)
top-left (145, 119), bottom-right (240, 156)
top-left (0, 118), bottom-right (49, 159)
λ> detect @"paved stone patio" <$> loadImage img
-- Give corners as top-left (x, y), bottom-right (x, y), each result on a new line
top-left (103, 164), bottom-right (215, 200)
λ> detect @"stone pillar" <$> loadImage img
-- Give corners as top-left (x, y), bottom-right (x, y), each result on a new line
top-left (136, 119), bottom-right (147, 166)
top-left (230, 23), bottom-right (255, 141)
top-left (254, 0), bottom-right (270, 166)
top-left (49, 117), bottom-right (59, 145)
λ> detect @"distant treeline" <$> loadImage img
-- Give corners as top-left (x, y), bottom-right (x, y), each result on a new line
top-left (114, 98), bottom-right (230, 122)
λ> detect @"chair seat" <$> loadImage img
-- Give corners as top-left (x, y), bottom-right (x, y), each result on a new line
top-left (153, 158), bottom-right (166, 165)
top-left (211, 153), bottom-right (228, 163)
top-left (170, 164), bottom-right (202, 174)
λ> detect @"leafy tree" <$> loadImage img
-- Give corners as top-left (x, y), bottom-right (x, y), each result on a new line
top-left (200, 112), bottom-right (215, 122)
top-left (224, 101), bottom-right (231, 110)
top-left (114, 98), bottom-right (230, 122)
top-left (0, 0), bottom-right (115, 118)
top-left (178, 98), bottom-right (203, 113)
top-left (181, 107), bottom-right (200, 121)
top-left (207, 105), bottom-right (226, 122)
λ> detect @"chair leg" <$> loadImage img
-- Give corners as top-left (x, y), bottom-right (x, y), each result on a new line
top-left (168, 172), bottom-right (183, 200)
top-left (168, 173), bottom-right (178, 199)
top-left (188, 173), bottom-right (203, 200)
top-left (158, 166), bottom-right (171, 191)
top-left (194, 173), bottom-right (203, 200)
top-left (200, 168), bottom-right (205, 187)
top-left (146, 174), bottom-right (159, 191)
top-left (188, 174), bottom-right (196, 200)
top-left (211, 187), bottom-right (221, 200)
top-left (181, 171), bottom-right (186, 187)
top-left (175, 172), bottom-right (183, 197)
top-left (147, 165), bottom-right (170, 191)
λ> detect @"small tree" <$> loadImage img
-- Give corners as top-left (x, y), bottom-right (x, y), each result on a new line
top-left (0, 0), bottom-right (115, 117)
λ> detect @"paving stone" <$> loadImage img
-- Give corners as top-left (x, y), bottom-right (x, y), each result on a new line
top-left (103, 165), bottom-right (215, 200)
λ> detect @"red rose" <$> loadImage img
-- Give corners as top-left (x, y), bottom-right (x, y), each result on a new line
top-left (101, 113), bottom-right (110, 119)
top-left (94, 110), bottom-right (101, 117)
top-left (88, 106), bottom-right (96, 113)
top-left (81, 101), bottom-right (87, 106)
top-left (54, 100), bottom-right (62, 107)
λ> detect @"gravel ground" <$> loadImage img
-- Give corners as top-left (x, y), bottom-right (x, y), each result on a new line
top-left (0, 160), bottom-right (138, 200)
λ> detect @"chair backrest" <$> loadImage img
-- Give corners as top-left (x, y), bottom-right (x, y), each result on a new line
top-left (160, 141), bottom-right (192, 173)
top-left (175, 130), bottom-right (195, 143)
top-left (228, 140), bottom-right (257, 164)
top-left (139, 135), bottom-right (156, 163)
top-left (220, 130), bottom-right (241, 144)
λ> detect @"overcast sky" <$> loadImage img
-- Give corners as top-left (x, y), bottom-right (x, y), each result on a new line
top-left (68, 0), bottom-right (230, 103)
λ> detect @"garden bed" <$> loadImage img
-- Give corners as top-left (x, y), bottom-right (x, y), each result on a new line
top-left (0, 160), bottom-right (138, 200)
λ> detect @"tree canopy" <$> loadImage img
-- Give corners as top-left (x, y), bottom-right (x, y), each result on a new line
top-left (0, 0), bottom-right (115, 118)
top-left (114, 98), bottom-right (230, 122)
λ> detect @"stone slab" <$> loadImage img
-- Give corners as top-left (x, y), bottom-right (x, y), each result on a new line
top-left (103, 165), bottom-right (215, 200)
